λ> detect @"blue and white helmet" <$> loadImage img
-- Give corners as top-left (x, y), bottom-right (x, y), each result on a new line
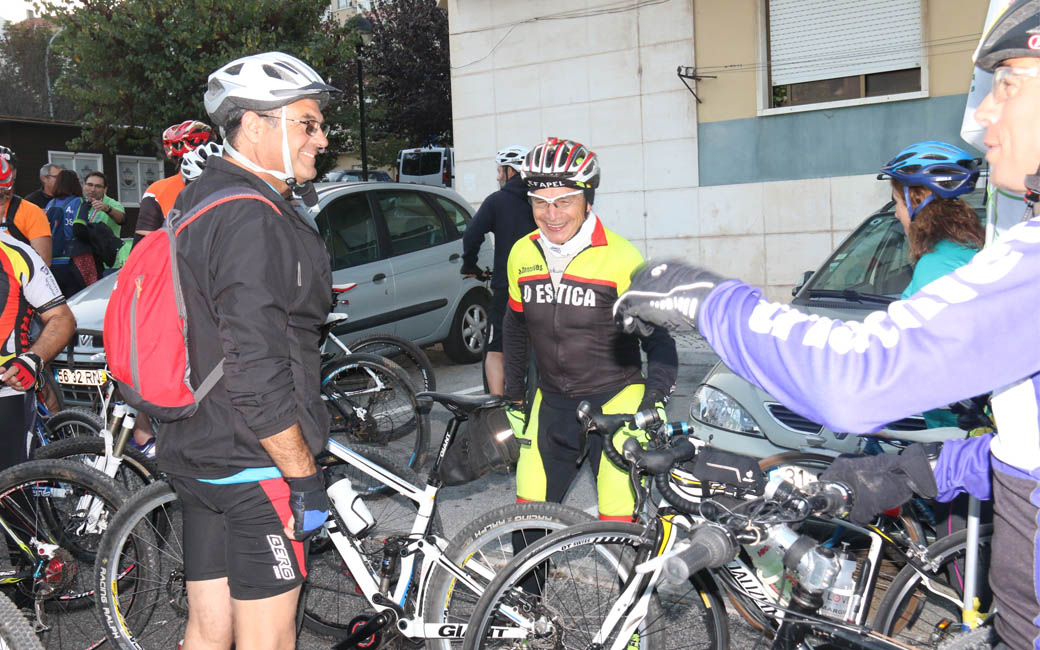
top-left (878, 141), bottom-right (980, 199)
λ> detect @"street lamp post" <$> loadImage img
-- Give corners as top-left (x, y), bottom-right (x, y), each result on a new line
top-left (44, 27), bottom-right (63, 119)
top-left (349, 16), bottom-right (374, 181)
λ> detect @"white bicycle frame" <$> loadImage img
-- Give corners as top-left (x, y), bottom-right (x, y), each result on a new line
top-left (320, 438), bottom-right (527, 641)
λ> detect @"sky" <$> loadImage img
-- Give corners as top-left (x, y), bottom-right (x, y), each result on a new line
top-left (0, 0), bottom-right (32, 23)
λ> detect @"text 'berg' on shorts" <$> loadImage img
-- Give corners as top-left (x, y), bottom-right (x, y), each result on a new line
top-left (170, 475), bottom-right (307, 600)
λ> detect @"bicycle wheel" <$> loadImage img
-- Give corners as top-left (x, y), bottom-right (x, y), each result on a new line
top-left (0, 459), bottom-right (129, 650)
top-left (42, 409), bottom-right (105, 443)
top-left (873, 524), bottom-right (994, 649)
top-left (322, 353), bottom-right (428, 471)
top-left (0, 591), bottom-right (44, 650)
top-left (302, 448), bottom-right (442, 639)
top-left (94, 481), bottom-right (182, 650)
top-left (462, 520), bottom-right (729, 650)
top-left (423, 502), bottom-right (597, 650)
top-left (32, 436), bottom-right (160, 495)
top-left (347, 333), bottom-right (437, 392)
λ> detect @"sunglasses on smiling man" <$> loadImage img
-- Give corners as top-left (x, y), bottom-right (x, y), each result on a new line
top-left (256, 113), bottom-right (330, 138)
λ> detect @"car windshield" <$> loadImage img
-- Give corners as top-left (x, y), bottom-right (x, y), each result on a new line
top-left (805, 186), bottom-right (987, 300)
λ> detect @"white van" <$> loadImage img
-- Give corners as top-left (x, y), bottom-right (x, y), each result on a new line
top-left (397, 146), bottom-right (454, 188)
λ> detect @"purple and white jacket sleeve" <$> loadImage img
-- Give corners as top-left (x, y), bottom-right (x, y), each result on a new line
top-left (696, 217), bottom-right (1040, 501)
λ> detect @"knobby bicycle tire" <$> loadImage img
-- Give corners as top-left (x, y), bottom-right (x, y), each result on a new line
top-left (41, 408), bottom-right (105, 444)
top-left (462, 520), bottom-right (729, 650)
top-left (94, 481), bottom-right (181, 650)
top-left (32, 436), bottom-right (161, 495)
top-left (302, 447), bottom-right (443, 639)
top-left (347, 333), bottom-right (437, 393)
top-left (0, 591), bottom-right (44, 650)
top-left (873, 523), bottom-right (994, 649)
top-left (321, 353), bottom-right (428, 471)
top-left (423, 502), bottom-right (597, 650)
top-left (0, 459), bottom-right (129, 650)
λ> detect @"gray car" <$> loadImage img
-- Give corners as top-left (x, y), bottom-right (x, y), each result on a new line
top-left (690, 191), bottom-right (986, 460)
top-left (51, 181), bottom-right (491, 406)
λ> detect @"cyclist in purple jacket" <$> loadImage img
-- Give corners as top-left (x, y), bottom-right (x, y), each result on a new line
top-left (614, 2), bottom-right (1040, 647)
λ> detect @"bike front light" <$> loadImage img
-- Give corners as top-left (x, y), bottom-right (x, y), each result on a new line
top-left (690, 385), bottom-right (761, 435)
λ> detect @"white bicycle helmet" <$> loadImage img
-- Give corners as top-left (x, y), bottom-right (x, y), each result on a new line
top-left (204, 51), bottom-right (340, 126)
top-left (180, 141), bottom-right (223, 183)
top-left (495, 145), bottom-right (529, 172)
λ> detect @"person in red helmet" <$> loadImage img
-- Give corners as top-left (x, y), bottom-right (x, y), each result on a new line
top-left (134, 120), bottom-right (214, 243)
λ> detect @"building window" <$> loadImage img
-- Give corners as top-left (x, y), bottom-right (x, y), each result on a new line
top-left (766, 0), bottom-right (923, 110)
top-left (335, 0), bottom-right (353, 9)
top-left (48, 151), bottom-right (102, 182)
top-left (116, 155), bottom-right (163, 207)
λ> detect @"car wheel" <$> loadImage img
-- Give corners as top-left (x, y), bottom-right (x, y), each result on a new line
top-left (443, 291), bottom-right (488, 364)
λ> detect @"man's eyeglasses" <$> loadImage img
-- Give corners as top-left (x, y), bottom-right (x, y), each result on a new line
top-left (992, 65), bottom-right (1040, 103)
top-left (528, 189), bottom-right (583, 211)
top-left (257, 113), bottom-right (330, 138)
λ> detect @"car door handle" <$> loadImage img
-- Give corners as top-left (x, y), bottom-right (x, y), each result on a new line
top-left (373, 273), bottom-right (386, 282)
top-left (449, 253), bottom-right (460, 262)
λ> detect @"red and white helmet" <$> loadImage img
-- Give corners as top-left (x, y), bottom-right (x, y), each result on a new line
top-left (520, 138), bottom-right (600, 196)
top-left (0, 157), bottom-right (13, 191)
top-left (162, 120), bottom-right (214, 159)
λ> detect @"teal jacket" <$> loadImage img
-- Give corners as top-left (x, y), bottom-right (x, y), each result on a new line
top-left (901, 240), bottom-right (979, 300)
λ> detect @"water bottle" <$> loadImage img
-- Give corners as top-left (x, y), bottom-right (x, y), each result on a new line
top-left (745, 541), bottom-right (791, 600)
top-left (819, 545), bottom-right (858, 620)
top-left (327, 477), bottom-right (375, 536)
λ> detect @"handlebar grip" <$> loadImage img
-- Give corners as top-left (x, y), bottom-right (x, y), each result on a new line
top-left (637, 437), bottom-right (697, 475)
top-left (662, 525), bottom-right (736, 585)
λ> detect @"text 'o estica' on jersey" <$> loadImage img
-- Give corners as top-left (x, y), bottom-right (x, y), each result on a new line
top-left (507, 216), bottom-right (646, 396)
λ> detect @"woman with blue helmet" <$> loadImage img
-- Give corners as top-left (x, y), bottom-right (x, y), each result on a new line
top-left (878, 140), bottom-right (985, 299)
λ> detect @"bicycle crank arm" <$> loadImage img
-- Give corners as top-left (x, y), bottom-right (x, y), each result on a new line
top-left (333, 610), bottom-right (394, 650)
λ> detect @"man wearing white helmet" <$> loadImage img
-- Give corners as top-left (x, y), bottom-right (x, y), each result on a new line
top-left (461, 145), bottom-right (534, 394)
top-left (159, 51), bottom-right (339, 650)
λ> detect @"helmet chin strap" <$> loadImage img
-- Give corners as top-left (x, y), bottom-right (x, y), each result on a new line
top-left (221, 106), bottom-right (320, 205)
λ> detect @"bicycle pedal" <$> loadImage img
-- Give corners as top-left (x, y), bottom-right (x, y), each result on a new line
top-left (335, 613), bottom-right (391, 650)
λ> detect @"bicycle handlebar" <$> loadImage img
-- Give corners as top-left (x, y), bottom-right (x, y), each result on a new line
top-left (661, 524), bottom-right (736, 585)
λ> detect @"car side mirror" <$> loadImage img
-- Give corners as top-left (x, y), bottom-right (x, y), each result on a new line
top-left (792, 270), bottom-right (813, 296)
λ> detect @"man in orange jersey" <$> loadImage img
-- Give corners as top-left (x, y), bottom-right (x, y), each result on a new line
top-left (134, 120), bottom-right (215, 243)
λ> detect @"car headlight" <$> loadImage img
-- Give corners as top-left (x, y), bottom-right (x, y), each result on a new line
top-left (690, 385), bottom-right (761, 435)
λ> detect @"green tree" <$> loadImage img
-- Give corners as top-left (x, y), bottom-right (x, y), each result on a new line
top-left (33, 0), bottom-right (362, 173)
top-left (0, 17), bottom-right (75, 120)
top-left (364, 0), bottom-right (451, 147)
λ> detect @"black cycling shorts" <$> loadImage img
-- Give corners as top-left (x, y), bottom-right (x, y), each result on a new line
top-left (486, 289), bottom-right (508, 353)
top-left (169, 475), bottom-right (307, 600)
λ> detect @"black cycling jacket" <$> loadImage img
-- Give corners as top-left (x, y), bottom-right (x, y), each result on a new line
top-left (157, 157), bottom-right (332, 479)
top-left (461, 174), bottom-right (534, 290)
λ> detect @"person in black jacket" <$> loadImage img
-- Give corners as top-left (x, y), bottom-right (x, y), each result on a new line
top-left (461, 145), bottom-right (533, 394)
top-left (163, 52), bottom-right (339, 650)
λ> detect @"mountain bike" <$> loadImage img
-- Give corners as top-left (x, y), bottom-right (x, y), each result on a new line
top-left (327, 283), bottom-right (437, 393)
top-left (0, 459), bottom-right (128, 650)
top-left (461, 404), bottom-right (995, 650)
top-left (93, 391), bottom-right (599, 650)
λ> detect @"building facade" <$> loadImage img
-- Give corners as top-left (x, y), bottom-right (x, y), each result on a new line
top-left (444, 0), bottom-right (987, 301)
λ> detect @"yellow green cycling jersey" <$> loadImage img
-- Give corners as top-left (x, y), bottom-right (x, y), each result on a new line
top-left (505, 215), bottom-right (657, 397)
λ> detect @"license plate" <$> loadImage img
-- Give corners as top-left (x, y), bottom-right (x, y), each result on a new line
top-left (54, 368), bottom-right (107, 386)
top-left (768, 464), bottom-right (819, 490)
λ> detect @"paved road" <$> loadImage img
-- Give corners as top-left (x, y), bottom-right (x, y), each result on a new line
top-left (300, 336), bottom-right (775, 649)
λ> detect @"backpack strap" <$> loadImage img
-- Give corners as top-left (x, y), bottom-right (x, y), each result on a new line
top-left (167, 186), bottom-right (281, 403)
top-left (3, 196), bottom-right (31, 246)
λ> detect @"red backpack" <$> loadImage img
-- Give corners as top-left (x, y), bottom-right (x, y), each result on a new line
top-left (103, 186), bottom-right (277, 421)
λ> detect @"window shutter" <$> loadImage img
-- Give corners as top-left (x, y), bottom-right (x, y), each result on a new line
top-left (769, 0), bottom-right (922, 86)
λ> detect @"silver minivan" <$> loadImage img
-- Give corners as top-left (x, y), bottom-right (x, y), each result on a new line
top-left (397, 146), bottom-right (454, 188)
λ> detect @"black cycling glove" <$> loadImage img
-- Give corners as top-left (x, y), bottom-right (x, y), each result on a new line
top-left (459, 263), bottom-right (488, 281)
top-left (613, 261), bottom-right (726, 337)
top-left (819, 444), bottom-right (938, 525)
top-left (285, 471), bottom-right (330, 541)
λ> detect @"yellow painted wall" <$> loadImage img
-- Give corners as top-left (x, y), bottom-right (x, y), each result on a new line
top-left (695, 0), bottom-right (987, 124)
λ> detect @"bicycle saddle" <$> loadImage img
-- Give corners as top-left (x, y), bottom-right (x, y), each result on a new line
top-left (416, 392), bottom-right (508, 418)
